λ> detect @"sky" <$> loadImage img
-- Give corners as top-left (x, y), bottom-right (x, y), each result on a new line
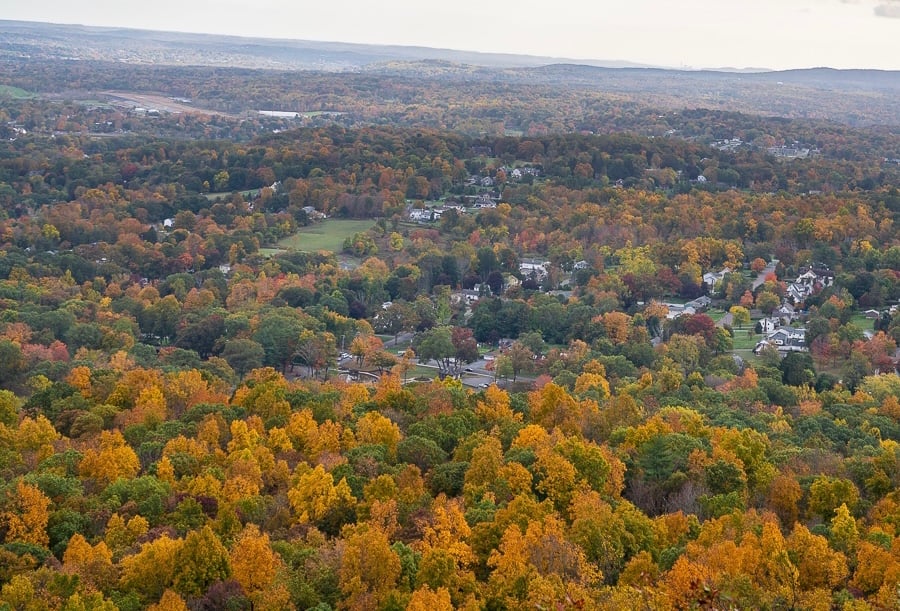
top-left (4, 0), bottom-right (900, 71)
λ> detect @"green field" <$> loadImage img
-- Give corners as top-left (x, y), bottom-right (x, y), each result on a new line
top-left (204, 188), bottom-right (261, 201)
top-left (849, 313), bottom-right (876, 332)
top-left (732, 330), bottom-right (762, 351)
top-left (277, 219), bottom-right (375, 252)
top-left (0, 85), bottom-right (34, 99)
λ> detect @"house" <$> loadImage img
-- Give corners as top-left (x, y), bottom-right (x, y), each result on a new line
top-left (301, 206), bottom-right (326, 220)
top-left (786, 267), bottom-right (833, 304)
top-left (665, 304), bottom-right (696, 320)
top-left (703, 268), bottom-right (731, 290)
top-left (786, 283), bottom-right (811, 303)
top-left (408, 208), bottom-right (433, 222)
top-left (471, 193), bottom-right (497, 209)
top-left (865, 309), bottom-right (881, 320)
top-left (573, 260), bottom-right (590, 271)
top-left (504, 274), bottom-right (521, 290)
top-left (451, 290), bottom-right (481, 306)
top-left (510, 168), bottom-right (523, 180)
top-left (758, 317), bottom-right (781, 334)
top-left (754, 325), bottom-right (807, 354)
top-left (776, 302), bottom-right (797, 321)
top-left (520, 259), bottom-right (550, 281)
top-left (687, 295), bottom-right (712, 310)
top-left (480, 176), bottom-right (495, 188)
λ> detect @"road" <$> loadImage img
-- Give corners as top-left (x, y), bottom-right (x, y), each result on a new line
top-left (752, 260), bottom-right (778, 291)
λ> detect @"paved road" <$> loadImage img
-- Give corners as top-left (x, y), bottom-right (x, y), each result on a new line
top-left (752, 260), bottom-right (778, 290)
top-left (382, 332), bottom-right (415, 349)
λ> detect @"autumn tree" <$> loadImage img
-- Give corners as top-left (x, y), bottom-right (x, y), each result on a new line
top-left (729, 305), bottom-right (750, 329)
top-left (2, 480), bottom-right (51, 547)
top-left (339, 526), bottom-right (401, 609)
top-left (172, 525), bottom-right (231, 598)
top-left (229, 524), bottom-right (290, 608)
top-left (78, 429), bottom-right (140, 485)
top-left (288, 464), bottom-right (357, 533)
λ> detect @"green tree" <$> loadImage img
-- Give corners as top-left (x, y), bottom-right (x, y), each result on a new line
top-left (253, 311), bottom-right (305, 373)
top-left (0, 340), bottom-right (25, 389)
top-left (172, 525), bottom-right (231, 598)
top-left (221, 338), bottom-right (265, 379)
top-left (415, 326), bottom-right (458, 376)
top-left (756, 291), bottom-right (780, 316)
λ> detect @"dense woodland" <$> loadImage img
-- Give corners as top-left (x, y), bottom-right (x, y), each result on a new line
top-left (2, 58), bottom-right (900, 610)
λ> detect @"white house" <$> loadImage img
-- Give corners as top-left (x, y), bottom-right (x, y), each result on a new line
top-left (758, 317), bottom-right (781, 334)
top-left (703, 267), bottom-right (731, 290)
top-left (408, 208), bottom-right (433, 222)
top-left (754, 325), bottom-right (807, 354)
top-left (520, 261), bottom-right (550, 282)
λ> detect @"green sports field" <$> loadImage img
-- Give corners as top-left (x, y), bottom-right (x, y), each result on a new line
top-left (277, 220), bottom-right (375, 252)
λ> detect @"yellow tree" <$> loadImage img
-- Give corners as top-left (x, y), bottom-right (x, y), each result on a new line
top-left (79, 429), bottom-right (140, 485)
top-left (229, 524), bottom-right (282, 596)
top-left (528, 382), bottom-right (580, 433)
top-left (147, 589), bottom-right (189, 611)
top-left (62, 533), bottom-right (117, 592)
top-left (288, 464), bottom-right (357, 527)
top-left (765, 472), bottom-right (802, 527)
top-left (487, 515), bottom-right (600, 609)
top-left (416, 495), bottom-right (477, 604)
top-left (474, 385), bottom-right (520, 424)
top-left (599, 311), bottom-right (632, 345)
top-left (104, 512), bottom-right (149, 558)
top-left (2, 480), bottom-right (51, 547)
top-left (339, 525), bottom-right (401, 610)
top-left (785, 523), bottom-right (848, 592)
top-left (15, 414), bottom-right (60, 466)
top-left (121, 385), bottom-right (167, 427)
top-left (406, 586), bottom-right (453, 611)
top-left (574, 371), bottom-right (611, 403)
top-left (355, 411), bottom-right (402, 461)
top-left (119, 535), bottom-right (184, 602)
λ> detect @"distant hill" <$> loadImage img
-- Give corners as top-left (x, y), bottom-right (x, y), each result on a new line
top-left (2, 19), bottom-right (900, 128)
top-left (0, 20), bottom-right (653, 71)
top-left (4, 19), bottom-right (900, 93)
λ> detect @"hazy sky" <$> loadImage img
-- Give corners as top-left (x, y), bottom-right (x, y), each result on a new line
top-left (4, 0), bottom-right (900, 70)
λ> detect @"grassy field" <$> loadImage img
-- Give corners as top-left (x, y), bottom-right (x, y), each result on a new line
top-left (277, 220), bottom-right (374, 252)
top-left (0, 85), bottom-right (34, 99)
top-left (732, 330), bottom-right (762, 351)
top-left (849, 313), bottom-right (875, 332)
top-left (707, 308), bottom-right (727, 323)
top-left (204, 188), bottom-right (261, 201)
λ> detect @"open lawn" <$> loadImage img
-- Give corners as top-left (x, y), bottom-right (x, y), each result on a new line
top-left (204, 188), bottom-right (261, 201)
top-left (277, 219), bottom-right (374, 252)
top-left (707, 308), bottom-right (727, 323)
top-left (849, 313), bottom-right (875, 333)
top-left (0, 85), bottom-right (34, 99)
top-left (732, 330), bottom-right (762, 351)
